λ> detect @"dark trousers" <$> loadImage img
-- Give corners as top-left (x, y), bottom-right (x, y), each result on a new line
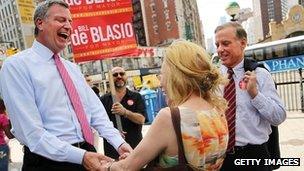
top-left (22, 142), bottom-right (96, 171)
top-left (220, 143), bottom-right (272, 171)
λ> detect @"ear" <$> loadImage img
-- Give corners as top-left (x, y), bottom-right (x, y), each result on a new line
top-left (35, 18), bottom-right (44, 32)
top-left (240, 38), bottom-right (247, 50)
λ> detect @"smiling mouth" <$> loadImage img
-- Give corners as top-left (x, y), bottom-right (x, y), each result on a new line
top-left (58, 32), bottom-right (69, 40)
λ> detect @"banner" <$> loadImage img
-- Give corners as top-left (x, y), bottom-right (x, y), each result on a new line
top-left (66, 0), bottom-right (137, 62)
top-left (17, 0), bottom-right (35, 24)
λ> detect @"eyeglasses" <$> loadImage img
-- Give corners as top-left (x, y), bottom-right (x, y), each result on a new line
top-left (112, 72), bottom-right (125, 77)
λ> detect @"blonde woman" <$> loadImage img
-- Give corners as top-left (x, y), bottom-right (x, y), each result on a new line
top-left (102, 40), bottom-right (228, 171)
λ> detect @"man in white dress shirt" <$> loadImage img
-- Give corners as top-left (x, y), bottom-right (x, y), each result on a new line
top-left (215, 22), bottom-right (286, 171)
top-left (0, 1), bottom-right (131, 170)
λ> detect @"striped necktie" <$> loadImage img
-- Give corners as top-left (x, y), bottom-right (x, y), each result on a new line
top-left (224, 68), bottom-right (236, 152)
top-left (54, 54), bottom-right (94, 145)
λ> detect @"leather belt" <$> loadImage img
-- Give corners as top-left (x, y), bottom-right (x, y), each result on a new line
top-left (72, 141), bottom-right (86, 148)
top-left (227, 142), bottom-right (267, 155)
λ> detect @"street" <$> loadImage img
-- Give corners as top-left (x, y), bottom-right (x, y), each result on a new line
top-left (8, 112), bottom-right (304, 171)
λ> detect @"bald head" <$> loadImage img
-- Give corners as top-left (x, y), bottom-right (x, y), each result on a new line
top-left (112, 67), bottom-right (125, 73)
top-left (111, 67), bottom-right (127, 89)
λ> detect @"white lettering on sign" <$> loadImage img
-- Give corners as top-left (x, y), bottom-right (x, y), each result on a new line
top-left (162, 0), bottom-right (171, 31)
top-left (65, 0), bottom-right (82, 6)
top-left (65, 0), bottom-right (116, 6)
top-left (71, 25), bottom-right (89, 45)
top-left (90, 23), bottom-right (134, 42)
top-left (86, 0), bottom-right (116, 5)
top-left (150, 0), bottom-right (158, 34)
top-left (270, 56), bottom-right (304, 72)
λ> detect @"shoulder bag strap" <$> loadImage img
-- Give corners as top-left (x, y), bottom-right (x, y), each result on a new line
top-left (170, 107), bottom-right (188, 165)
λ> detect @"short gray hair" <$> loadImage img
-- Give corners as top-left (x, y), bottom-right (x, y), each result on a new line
top-left (214, 22), bottom-right (247, 40)
top-left (34, 0), bottom-right (69, 37)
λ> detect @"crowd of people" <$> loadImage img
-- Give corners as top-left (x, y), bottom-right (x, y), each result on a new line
top-left (0, 0), bottom-right (286, 171)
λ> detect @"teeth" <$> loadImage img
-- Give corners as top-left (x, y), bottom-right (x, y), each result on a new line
top-left (59, 32), bottom-right (69, 39)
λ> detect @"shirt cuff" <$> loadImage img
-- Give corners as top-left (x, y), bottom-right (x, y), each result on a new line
top-left (66, 145), bottom-right (86, 164)
top-left (110, 135), bottom-right (125, 150)
top-left (250, 92), bottom-right (265, 110)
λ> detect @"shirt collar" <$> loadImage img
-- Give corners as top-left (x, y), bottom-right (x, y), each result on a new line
top-left (32, 40), bottom-right (57, 61)
top-left (221, 59), bottom-right (245, 74)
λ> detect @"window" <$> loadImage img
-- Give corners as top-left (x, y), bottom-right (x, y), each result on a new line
top-left (265, 47), bottom-right (274, 59)
top-left (244, 50), bottom-right (253, 59)
top-left (253, 48), bottom-right (264, 61)
top-left (288, 41), bottom-right (302, 56)
top-left (272, 44), bottom-right (287, 58)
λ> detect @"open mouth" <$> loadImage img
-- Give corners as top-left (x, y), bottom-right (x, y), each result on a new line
top-left (58, 32), bottom-right (69, 40)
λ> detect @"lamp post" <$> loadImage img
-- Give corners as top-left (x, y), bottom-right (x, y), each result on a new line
top-left (225, 2), bottom-right (240, 21)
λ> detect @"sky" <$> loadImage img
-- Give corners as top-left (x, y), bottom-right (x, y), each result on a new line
top-left (197, 0), bottom-right (253, 40)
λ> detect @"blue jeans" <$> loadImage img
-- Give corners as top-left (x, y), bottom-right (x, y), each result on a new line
top-left (0, 144), bottom-right (9, 171)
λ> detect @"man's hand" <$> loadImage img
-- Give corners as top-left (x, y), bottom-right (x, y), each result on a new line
top-left (82, 152), bottom-right (114, 171)
top-left (118, 142), bottom-right (133, 160)
top-left (243, 71), bottom-right (258, 98)
top-left (111, 102), bottom-right (126, 116)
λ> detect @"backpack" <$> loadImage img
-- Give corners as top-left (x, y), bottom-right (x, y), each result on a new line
top-left (244, 58), bottom-right (280, 170)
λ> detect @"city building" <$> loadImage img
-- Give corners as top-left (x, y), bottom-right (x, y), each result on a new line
top-left (175, 0), bottom-right (204, 47)
top-left (252, 0), bottom-right (288, 40)
top-left (269, 5), bottom-right (304, 40)
top-left (132, 0), bottom-right (147, 46)
top-left (0, 0), bottom-right (35, 51)
top-left (141, 0), bottom-right (179, 46)
top-left (141, 0), bottom-right (204, 47)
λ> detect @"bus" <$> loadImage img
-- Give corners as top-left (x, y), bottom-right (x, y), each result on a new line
top-left (244, 35), bottom-right (304, 73)
top-left (211, 35), bottom-right (304, 73)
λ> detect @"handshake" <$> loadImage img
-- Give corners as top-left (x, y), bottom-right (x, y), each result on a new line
top-left (83, 142), bottom-right (132, 171)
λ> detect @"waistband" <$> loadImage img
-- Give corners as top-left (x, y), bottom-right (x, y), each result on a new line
top-left (72, 141), bottom-right (87, 148)
top-left (227, 142), bottom-right (267, 155)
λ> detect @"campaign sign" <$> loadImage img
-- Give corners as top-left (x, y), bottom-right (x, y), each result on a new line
top-left (65, 0), bottom-right (137, 62)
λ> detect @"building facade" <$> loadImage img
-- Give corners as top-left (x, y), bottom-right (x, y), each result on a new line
top-left (141, 0), bottom-right (179, 46)
top-left (140, 0), bottom-right (204, 47)
top-left (269, 5), bottom-right (304, 40)
top-left (0, 0), bottom-right (35, 51)
top-left (253, 0), bottom-right (288, 39)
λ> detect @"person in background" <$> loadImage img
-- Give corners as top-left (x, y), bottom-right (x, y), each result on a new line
top-left (215, 22), bottom-right (286, 171)
top-left (100, 66), bottom-right (147, 160)
top-left (100, 40), bottom-right (228, 171)
top-left (0, 1), bottom-right (131, 170)
top-left (0, 99), bottom-right (14, 171)
top-left (85, 74), bottom-right (91, 84)
top-left (91, 86), bottom-right (101, 97)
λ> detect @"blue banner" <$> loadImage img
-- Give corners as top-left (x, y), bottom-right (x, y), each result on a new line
top-left (263, 55), bottom-right (304, 73)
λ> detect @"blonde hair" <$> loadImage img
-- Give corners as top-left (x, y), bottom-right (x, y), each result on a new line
top-left (164, 40), bottom-right (227, 110)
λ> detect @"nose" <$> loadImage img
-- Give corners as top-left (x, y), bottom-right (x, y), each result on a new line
top-left (217, 45), bottom-right (224, 53)
top-left (64, 21), bottom-right (72, 29)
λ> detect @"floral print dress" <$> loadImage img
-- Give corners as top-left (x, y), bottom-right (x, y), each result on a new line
top-left (159, 107), bottom-right (228, 171)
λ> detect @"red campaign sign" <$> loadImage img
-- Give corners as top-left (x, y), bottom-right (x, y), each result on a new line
top-left (66, 0), bottom-right (132, 14)
top-left (65, 0), bottom-right (137, 62)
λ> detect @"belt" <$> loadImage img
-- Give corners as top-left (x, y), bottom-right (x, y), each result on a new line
top-left (227, 143), bottom-right (267, 155)
top-left (72, 141), bottom-right (87, 148)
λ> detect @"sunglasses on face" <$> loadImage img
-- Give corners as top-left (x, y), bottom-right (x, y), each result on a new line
top-left (112, 72), bottom-right (125, 77)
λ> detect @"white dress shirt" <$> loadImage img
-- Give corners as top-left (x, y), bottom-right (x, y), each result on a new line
top-left (220, 59), bottom-right (286, 146)
top-left (0, 40), bottom-right (124, 164)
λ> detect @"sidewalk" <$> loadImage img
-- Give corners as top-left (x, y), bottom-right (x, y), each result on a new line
top-left (8, 112), bottom-right (304, 171)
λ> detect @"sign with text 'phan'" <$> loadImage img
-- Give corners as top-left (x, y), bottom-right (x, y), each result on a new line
top-left (66, 0), bottom-right (137, 62)
top-left (263, 55), bottom-right (304, 73)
